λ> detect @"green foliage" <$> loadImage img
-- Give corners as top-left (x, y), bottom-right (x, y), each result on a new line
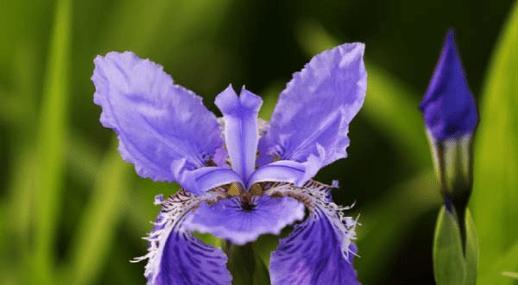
top-left (0, 0), bottom-right (514, 284)
top-left (433, 207), bottom-right (478, 285)
top-left (33, 0), bottom-right (71, 283)
top-left (66, 145), bottom-right (131, 285)
top-left (433, 207), bottom-right (466, 285)
top-left (465, 210), bottom-right (479, 285)
top-left (357, 171), bottom-right (439, 283)
top-left (471, 1), bottom-right (518, 284)
top-left (226, 244), bottom-right (270, 285)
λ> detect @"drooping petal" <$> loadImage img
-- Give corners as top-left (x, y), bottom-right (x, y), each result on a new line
top-left (266, 182), bottom-right (359, 285)
top-left (269, 211), bottom-right (359, 285)
top-left (135, 191), bottom-right (231, 285)
top-left (259, 43), bottom-right (366, 171)
top-left (419, 30), bottom-right (478, 142)
top-left (215, 85), bottom-right (262, 183)
top-left (93, 51), bottom-right (223, 184)
top-left (184, 195), bottom-right (304, 245)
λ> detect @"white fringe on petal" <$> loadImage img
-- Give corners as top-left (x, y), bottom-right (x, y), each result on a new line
top-left (265, 180), bottom-right (358, 261)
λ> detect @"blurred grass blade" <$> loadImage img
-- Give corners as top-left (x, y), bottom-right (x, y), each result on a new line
top-left (66, 145), bottom-right (130, 285)
top-left (258, 82), bottom-right (284, 121)
top-left (486, 243), bottom-right (518, 284)
top-left (33, 0), bottom-right (71, 282)
top-left (3, 41), bottom-right (40, 280)
top-left (502, 272), bottom-right (518, 279)
top-left (67, 134), bottom-right (103, 183)
top-left (433, 207), bottom-right (466, 285)
top-left (100, 0), bottom-right (231, 55)
top-left (471, 1), bottom-right (518, 284)
top-left (297, 22), bottom-right (430, 169)
top-left (356, 171), bottom-right (439, 283)
top-left (364, 65), bottom-right (429, 168)
top-left (126, 179), bottom-right (178, 235)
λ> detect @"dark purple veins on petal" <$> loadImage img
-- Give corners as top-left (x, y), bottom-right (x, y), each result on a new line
top-left (155, 229), bottom-right (230, 285)
top-left (184, 195), bottom-right (304, 245)
top-left (138, 191), bottom-right (232, 285)
top-left (270, 209), bottom-right (359, 285)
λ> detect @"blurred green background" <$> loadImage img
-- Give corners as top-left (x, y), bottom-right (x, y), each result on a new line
top-left (1, 0), bottom-right (517, 284)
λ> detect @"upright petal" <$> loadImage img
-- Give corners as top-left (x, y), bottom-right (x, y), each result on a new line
top-left (184, 195), bottom-right (304, 245)
top-left (266, 182), bottom-right (359, 285)
top-left (259, 43), bottom-right (366, 170)
top-left (419, 30), bottom-right (478, 142)
top-left (215, 86), bottom-right (262, 183)
top-left (135, 191), bottom-right (232, 285)
top-left (93, 51), bottom-right (222, 183)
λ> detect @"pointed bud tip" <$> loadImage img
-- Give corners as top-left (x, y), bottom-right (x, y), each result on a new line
top-left (420, 30), bottom-right (478, 142)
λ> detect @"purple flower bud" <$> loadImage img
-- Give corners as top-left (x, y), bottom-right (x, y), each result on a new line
top-left (420, 30), bottom-right (478, 142)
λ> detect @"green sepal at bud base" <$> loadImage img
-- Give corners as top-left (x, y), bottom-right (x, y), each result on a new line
top-left (433, 206), bottom-right (478, 285)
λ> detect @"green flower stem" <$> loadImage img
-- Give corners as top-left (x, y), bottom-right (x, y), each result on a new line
top-left (225, 242), bottom-right (270, 285)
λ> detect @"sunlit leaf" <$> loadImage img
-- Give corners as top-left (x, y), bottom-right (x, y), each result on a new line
top-left (471, 2), bottom-right (518, 284)
top-left (464, 209), bottom-right (478, 285)
top-left (99, 0), bottom-right (231, 57)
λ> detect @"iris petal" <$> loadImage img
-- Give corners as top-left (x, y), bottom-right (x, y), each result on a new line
top-left (215, 85), bottom-right (262, 183)
top-left (136, 191), bottom-right (232, 285)
top-left (269, 210), bottom-right (359, 285)
top-left (266, 182), bottom-right (359, 285)
top-left (184, 195), bottom-right (304, 245)
top-left (92, 51), bottom-right (223, 187)
top-left (258, 43), bottom-right (366, 175)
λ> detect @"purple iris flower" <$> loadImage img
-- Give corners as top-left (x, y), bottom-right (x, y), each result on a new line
top-left (420, 30), bottom-right (478, 142)
top-left (92, 42), bottom-right (366, 285)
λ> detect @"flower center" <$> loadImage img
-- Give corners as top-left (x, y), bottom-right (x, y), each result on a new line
top-left (225, 182), bottom-right (264, 211)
